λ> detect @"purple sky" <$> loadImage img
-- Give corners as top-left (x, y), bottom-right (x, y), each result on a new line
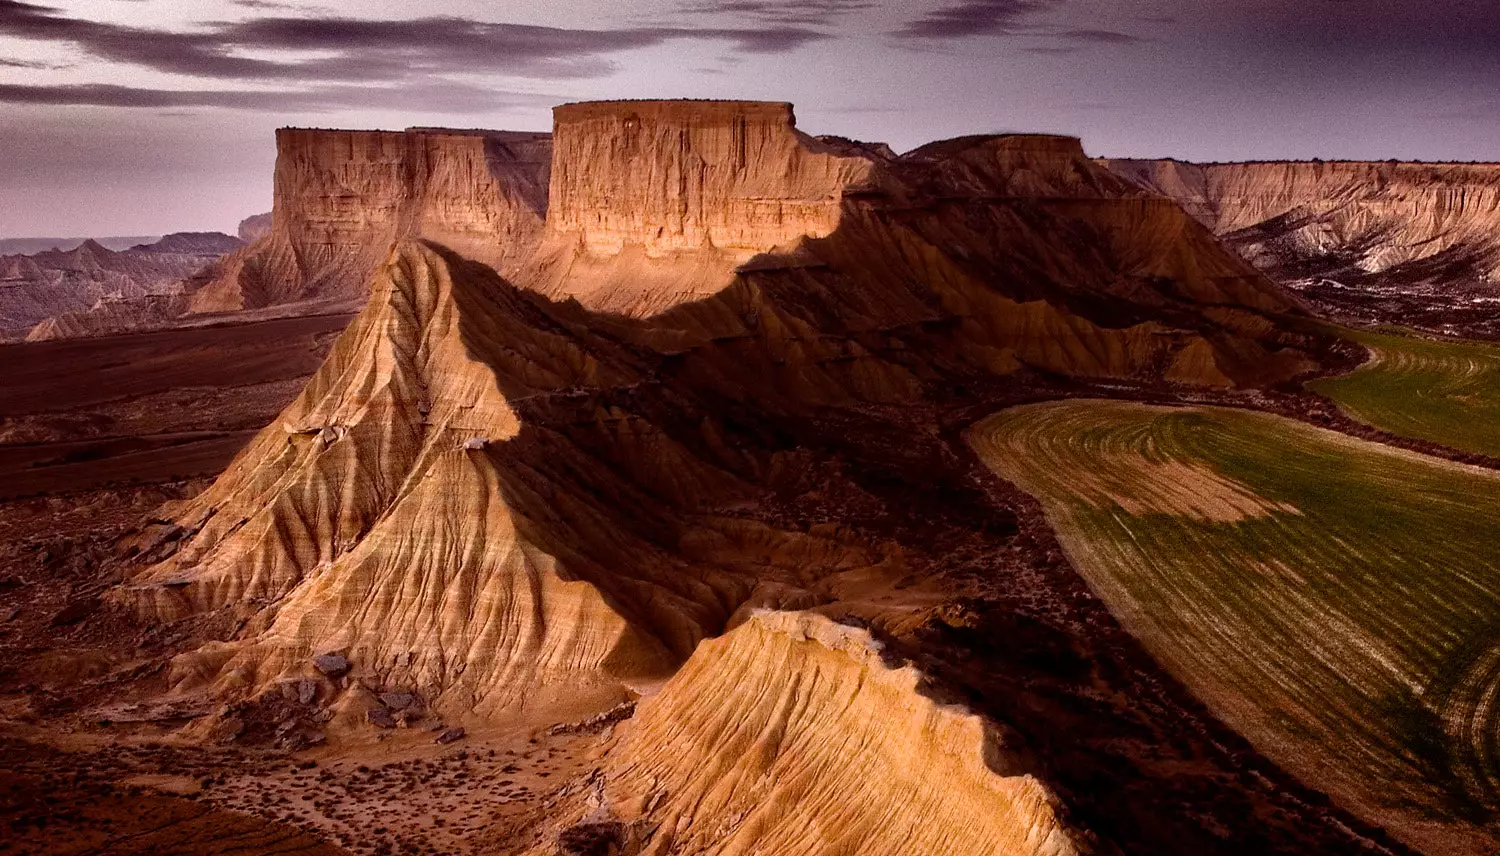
top-left (2, 0), bottom-right (1497, 236)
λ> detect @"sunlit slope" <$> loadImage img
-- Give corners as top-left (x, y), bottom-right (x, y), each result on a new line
top-left (1312, 329), bottom-right (1500, 458)
top-left (971, 400), bottom-right (1500, 852)
top-left (533, 611), bottom-right (1080, 856)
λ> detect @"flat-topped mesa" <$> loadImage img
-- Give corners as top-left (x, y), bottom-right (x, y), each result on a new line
top-left (545, 100), bottom-right (880, 258)
top-left (904, 133), bottom-right (1142, 198)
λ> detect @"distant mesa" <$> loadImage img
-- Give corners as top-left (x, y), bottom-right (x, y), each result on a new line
top-left (236, 212), bottom-right (273, 243)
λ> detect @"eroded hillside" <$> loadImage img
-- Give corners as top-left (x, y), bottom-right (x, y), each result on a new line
top-left (1103, 158), bottom-right (1500, 336)
top-left (0, 234), bottom-right (243, 341)
top-left (1, 101), bottom-right (1418, 856)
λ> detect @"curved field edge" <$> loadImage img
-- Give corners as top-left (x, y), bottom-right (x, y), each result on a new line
top-left (1311, 328), bottom-right (1500, 459)
top-left (970, 399), bottom-right (1500, 854)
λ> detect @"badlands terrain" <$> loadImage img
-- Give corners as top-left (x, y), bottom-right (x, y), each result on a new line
top-left (3, 99), bottom-right (1500, 855)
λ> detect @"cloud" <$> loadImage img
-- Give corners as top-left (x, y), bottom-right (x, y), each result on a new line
top-left (676, 0), bottom-right (877, 27)
top-left (1057, 28), bottom-right (1141, 44)
top-left (0, 1), bottom-right (828, 85)
top-left (889, 2), bottom-right (1140, 48)
top-left (0, 81), bottom-right (550, 113)
top-left (0, 56), bottom-right (63, 68)
top-left (891, 0), bottom-right (1052, 40)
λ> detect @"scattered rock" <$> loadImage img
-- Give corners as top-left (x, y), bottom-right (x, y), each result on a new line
top-left (367, 708), bottom-right (398, 729)
top-left (48, 597), bottom-right (99, 627)
top-left (379, 691), bottom-right (416, 711)
top-left (313, 653), bottom-right (350, 678)
top-left (435, 727), bottom-right (466, 745)
top-left (546, 701), bottom-right (636, 736)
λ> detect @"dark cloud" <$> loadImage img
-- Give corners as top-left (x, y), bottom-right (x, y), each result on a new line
top-left (229, 0), bottom-right (319, 9)
top-left (0, 56), bottom-right (61, 68)
top-left (0, 1), bottom-right (828, 84)
top-left (1058, 28), bottom-right (1141, 44)
top-left (676, 0), bottom-right (877, 27)
top-left (0, 81), bottom-right (548, 113)
top-left (891, 0), bottom-right (1052, 40)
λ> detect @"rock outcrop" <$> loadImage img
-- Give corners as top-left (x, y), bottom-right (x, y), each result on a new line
top-left (1103, 158), bottom-right (1500, 335)
top-left (125, 102), bottom-right (1333, 711)
top-left (237, 213), bottom-right (273, 243)
top-left (539, 611), bottom-right (1080, 856)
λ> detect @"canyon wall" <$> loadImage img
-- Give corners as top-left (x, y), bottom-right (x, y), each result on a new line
top-left (546, 100), bottom-right (878, 257)
top-left (1103, 158), bottom-right (1500, 334)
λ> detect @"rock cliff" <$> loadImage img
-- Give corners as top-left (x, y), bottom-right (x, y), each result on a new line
top-left (1103, 158), bottom-right (1500, 335)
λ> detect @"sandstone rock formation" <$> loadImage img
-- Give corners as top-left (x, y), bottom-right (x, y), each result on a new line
top-left (1103, 158), bottom-right (1500, 335)
top-left (539, 611), bottom-right (1081, 856)
top-left (0, 234), bottom-right (242, 341)
top-left (123, 97), bottom-right (1336, 723)
top-left (104, 100), bottom-right (1385, 855)
top-left (189, 128), bottom-right (552, 315)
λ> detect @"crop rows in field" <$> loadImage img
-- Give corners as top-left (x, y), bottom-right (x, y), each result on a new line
top-left (1312, 329), bottom-right (1500, 459)
top-left (972, 400), bottom-right (1500, 851)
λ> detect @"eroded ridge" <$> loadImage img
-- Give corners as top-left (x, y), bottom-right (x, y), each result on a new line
top-left (538, 611), bottom-right (1081, 856)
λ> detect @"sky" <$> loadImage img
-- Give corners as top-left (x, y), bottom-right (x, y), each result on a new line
top-left (1, 0), bottom-right (1497, 236)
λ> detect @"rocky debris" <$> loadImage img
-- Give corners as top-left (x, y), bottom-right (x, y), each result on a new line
top-left (545, 702), bottom-right (636, 737)
top-left (435, 727), bottom-right (466, 745)
top-left (48, 596), bottom-right (99, 627)
top-left (280, 678), bottom-right (319, 706)
top-left (366, 707), bottom-right (398, 729)
top-left (379, 691), bottom-right (417, 711)
top-left (313, 653), bottom-right (350, 678)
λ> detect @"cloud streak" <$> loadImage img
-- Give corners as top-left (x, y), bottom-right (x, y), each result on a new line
top-left (891, 0), bottom-right (1051, 40)
top-left (676, 0), bottom-right (877, 27)
top-left (0, 0), bottom-right (828, 85)
top-left (0, 80), bottom-right (550, 113)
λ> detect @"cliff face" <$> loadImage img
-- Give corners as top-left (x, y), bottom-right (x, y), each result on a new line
top-left (1103, 158), bottom-right (1500, 335)
top-left (189, 128), bottom-right (552, 314)
top-left (536, 611), bottom-right (1081, 856)
top-left (546, 101), bottom-right (877, 257)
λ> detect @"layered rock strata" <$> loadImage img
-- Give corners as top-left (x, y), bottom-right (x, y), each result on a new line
top-left (539, 611), bottom-right (1081, 856)
top-left (110, 100), bottom-right (1383, 855)
top-left (1104, 158), bottom-right (1500, 334)
top-left (0, 234), bottom-right (242, 341)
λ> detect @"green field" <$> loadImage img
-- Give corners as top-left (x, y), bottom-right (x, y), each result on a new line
top-left (1311, 329), bottom-right (1500, 459)
top-left (972, 400), bottom-right (1500, 851)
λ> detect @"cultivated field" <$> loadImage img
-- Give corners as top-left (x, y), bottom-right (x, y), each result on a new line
top-left (972, 400), bottom-right (1500, 853)
top-left (1312, 329), bottom-right (1500, 458)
